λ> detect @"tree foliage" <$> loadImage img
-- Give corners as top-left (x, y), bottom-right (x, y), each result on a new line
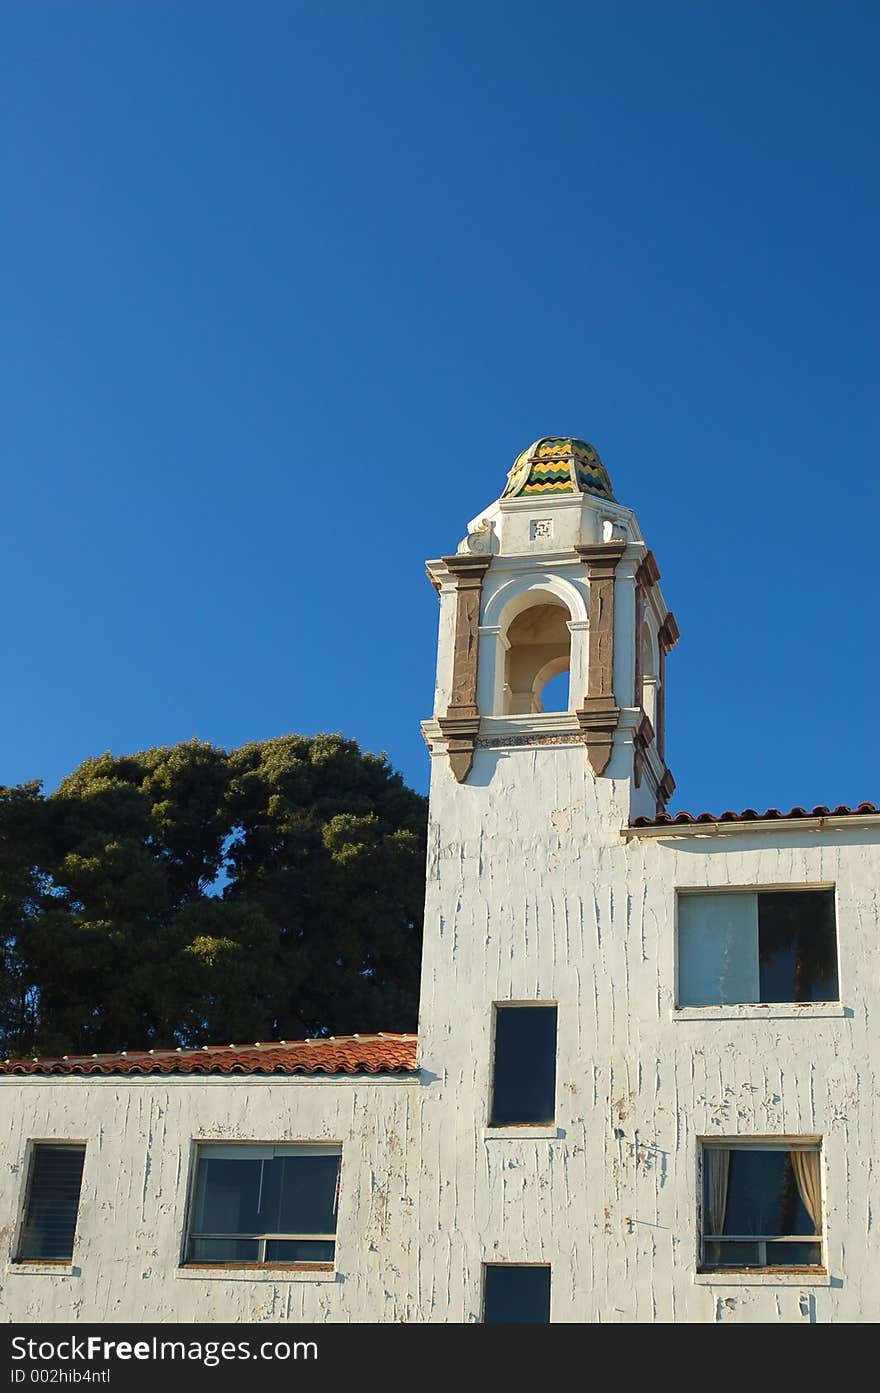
top-left (0, 735), bottom-right (427, 1057)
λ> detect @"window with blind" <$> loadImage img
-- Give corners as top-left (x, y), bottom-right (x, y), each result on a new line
top-left (184, 1144), bottom-right (342, 1266)
top-left (16, 1143), bottom-right (86, 1262)
top-left (700, 1141), bottom-right (823, 1270)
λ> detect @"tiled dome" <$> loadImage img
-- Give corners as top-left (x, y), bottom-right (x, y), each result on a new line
top-left (501, 437), bottom-right (614, 501)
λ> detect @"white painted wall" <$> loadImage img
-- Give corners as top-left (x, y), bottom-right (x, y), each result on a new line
top-left (0, 1078), bottom-right (419, 1322)
top-left (417, 743), bottom-right (880, 1322)
top-left (3, 769), bottom-right (878, 1324)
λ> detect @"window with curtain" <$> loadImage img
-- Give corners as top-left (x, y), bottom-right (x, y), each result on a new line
top-left (184, 1144), bottom-right (342, 1266)
top-left (701, 1141), bottom-right (823, 1269)
top-left (677, 888), bottom-right (838, 1006)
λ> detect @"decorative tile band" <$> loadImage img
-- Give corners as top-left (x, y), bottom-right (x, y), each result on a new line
top-left (475, 733), bottom-right (586, 750)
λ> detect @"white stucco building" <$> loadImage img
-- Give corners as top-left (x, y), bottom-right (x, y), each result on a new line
top-left (3, 436), bottom-right (879, 1324)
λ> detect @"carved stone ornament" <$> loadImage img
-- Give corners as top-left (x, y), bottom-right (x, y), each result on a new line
top-left (437, 713), bottom-right (482, 782)
top-left (457, 518), bottom-right (497, 555)
top-left (576, 697), bottom-right (620, 776)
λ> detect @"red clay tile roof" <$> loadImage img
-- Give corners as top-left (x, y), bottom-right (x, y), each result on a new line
top-left (632, 802), bottom-right (880, 829)
top-left (0, 1033), bottom-right (418, 1078)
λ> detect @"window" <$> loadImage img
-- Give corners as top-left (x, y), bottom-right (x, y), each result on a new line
top-left (700, 1141), bottom-right (823, 1270)
top-left (16, 1143), bottom-right (86, 1262)
top-left (184, 1144), bottom-right (341, 1266)
top-left (677, 888), bottom-right (838, 1007)
top-left (489, 1004), bottom-right (557, 1126)
top-left (483, 1265), bottom-right (551, 1323)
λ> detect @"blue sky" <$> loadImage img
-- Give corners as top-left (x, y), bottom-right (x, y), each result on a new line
top-left (3, 1), bottom-right (878, 812)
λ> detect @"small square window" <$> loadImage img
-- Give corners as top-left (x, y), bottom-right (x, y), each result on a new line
top-left (483, 1265), bottom-right (551, 1323)
top-left (184, 1144), bottom-right (341, 1267)
top-left (677, 888), bottom-right (838, 1006)
top-left (700, 1141), bottom-right (823, 1271)
top-left (16, 1143), bottom-right (86, 1262)
top-left (489, 1004), bottom-right (557, 1127)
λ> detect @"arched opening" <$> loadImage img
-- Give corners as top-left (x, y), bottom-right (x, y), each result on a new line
top-left (641, 620), bottom-right (660, 729)
top-left (502, 599), bottom-right (571, 715)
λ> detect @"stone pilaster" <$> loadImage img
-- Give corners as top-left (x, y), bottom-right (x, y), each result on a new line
top-left (575, 541), bottom-right (626, 775)
top-left (437, 553), bottom-right (492, 781)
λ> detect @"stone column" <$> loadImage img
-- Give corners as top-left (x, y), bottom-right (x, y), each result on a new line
top-left (634, 550), bottom-right (660, 707)
top-left (437, 553), bottom-right (492, 781)
top-left (575, 541), bottom-right (626, 774)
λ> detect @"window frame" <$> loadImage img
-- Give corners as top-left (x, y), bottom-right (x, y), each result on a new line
top-left (181, 1141), bottom-right (343, 1271)
top-left (13, 1139), bottom-right (87, 1267)
top-left (486, 1000), bottom-right (558, 1131)
top-left (697, 1137), bottom-right (825, 1276)
top-left (674, 883), bottom-right (841, 1013)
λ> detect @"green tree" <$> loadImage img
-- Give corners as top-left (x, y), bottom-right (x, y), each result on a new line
top-left (0, 735), bottom-right (427, 1057)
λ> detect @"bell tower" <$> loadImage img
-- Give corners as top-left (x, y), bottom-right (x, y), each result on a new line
top-left (422, 436), bottom-right (678, 811)
top-left (416, 437), bottom-right (679, 1320)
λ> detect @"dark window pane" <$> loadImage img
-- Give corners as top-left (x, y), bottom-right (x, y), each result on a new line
top-left (758, 890), bottom-right (838, 1002)
top-left (721, 1150), bottom-right (815, 1237)
top-left (276, 1155), bottom-right (340, 1235)
top-left (765, 1242), bottom-right (822, 1266)
top-left (703, 1240), bottom-right (762, 1267)
top-left (192, 1157), bottom-right (262, 1236)
top-left (483, 1266), bottom-right (551, 1324)
top-left (265, 1239), bottom-right (335, 1262)
top-left (490, 1006), bottom-right (557, 1126)
top-left (187, 1237), bottom-right (260, 1263)
top-left (18, 1145), bottom-right (85, 1261)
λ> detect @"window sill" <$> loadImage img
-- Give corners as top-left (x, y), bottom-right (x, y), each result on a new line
top-left (673, 1003), bottom-right (845, 1022)
top-left (694, 1268), bottom-right (831, 1287)
top-left (8, 1262), bottom-right (77, 1277)
top-left (176, 1263), bottom-right (337, 1284)
top-left (483, 1125), bottom-right (560, 1140)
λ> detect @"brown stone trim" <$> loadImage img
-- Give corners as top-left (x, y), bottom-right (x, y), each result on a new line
top-left (634, 553), bottom-right (661, 707)
top-left (657, 645), bottom-right (666, 760)
top-left (575, 543), bottom-right (625, 701)
top-left (574, 542), bottom-right (625, 775)
top-left (437, 714), bottom-right (481, 782)
top-left (636, 549), bottom-right (660, 589)
top-left (441, 553), bottom-right (494, 585)
top-left (438, 553), bottom-right (492, 782)
top-left (657, 768), bottom-right (676, 814)
top-left (575, 541), bottom-right (627, 585)
top-left (655, 612), bottom-right (679, 760)
top-left (634, 578), bottom-right (646, 707)
top-left (633, 711), bottom-right (654, 788)
top-left (658, 611), bottom-right (680, 652)
top-left (575, 698), bottom-right (620, 776)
